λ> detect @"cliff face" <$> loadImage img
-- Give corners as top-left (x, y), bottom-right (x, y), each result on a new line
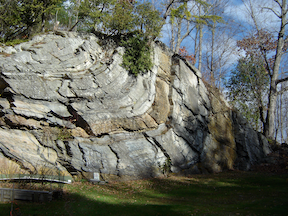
top-left (0, 32), bottom-right (271, 180)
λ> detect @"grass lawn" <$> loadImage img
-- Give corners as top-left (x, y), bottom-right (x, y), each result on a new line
top-left (0, 171), bottom-right (287, 216)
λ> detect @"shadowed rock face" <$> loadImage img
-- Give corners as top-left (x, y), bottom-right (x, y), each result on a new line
top-left (0, 32), bottom-right (271, 180)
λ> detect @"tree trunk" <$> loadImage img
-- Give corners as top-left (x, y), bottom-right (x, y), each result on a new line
top-left (170, 20), bottom-right (176, 52)
top-left (74, 0), bottom-right (81, 32)
top-left (265, 0), bottom-right (287, 139)
top-left (198, 24), bottom-right (203, 72)
top-left (175, 19), bottom-right (182, 53)
top-left (210, 22), bottom-right (215, 85)
top-left (41, 13), bottom-right (46, 32)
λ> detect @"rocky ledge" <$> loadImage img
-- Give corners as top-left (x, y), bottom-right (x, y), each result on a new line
top-left (0, 32), bottom-right (271, 181)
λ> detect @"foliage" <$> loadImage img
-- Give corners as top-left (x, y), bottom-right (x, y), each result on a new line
top-left (134, 2), bottom-right (164, 40)
top-left (56, 127), bottom-right (72, 140)
top-left (3, 39), bottom-right (29, 46)
top-left (121, 33), bottom-right (153, 76)
top-left (179, 46), bottom-right (196, 64)
top-left (170, 2), bottom-right (192, 22)
top-left (78, 0), bottom-right (116, 31)
top-left (236, 30), bottom-right (278, 73)
top-left (79, 0), bottom-right (163, 36)
top-left (225, 30), bottom-right (280, 132)
top-left (0, 0), bottom-right (63, 42)
top-left (103, 0), bottom-right (135, 35)
top-left (78, 1), bottom-right (163, 76)
top-left (169, 0), bottom-right (222, 25)
top-left (118, 2), bottom-right (163, 75)
top-left (160, 157), bottom-right (172, 177)
top-left (226, 56), bottom-right (269, 132)
top-left (0, 0), bottom-right (22, 42)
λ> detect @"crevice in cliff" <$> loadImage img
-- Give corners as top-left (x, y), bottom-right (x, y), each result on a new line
top-left (62, 141), bottom-right (72, 157)
top-left (166, 64), bottom-right (176, 128)
top-left (55, 143), bottom-right (77, 173)
top-left (56, 157), bottom-right (79, 174)
top-left (173, 129), bottom-right (201, 155)
top-left (142, 132), bottom-right (171, 160)
top-left (0, 77), bottom-right (9, 95)
top-left (66, 105), bottom-right (95, 136)
top-left (19, 93), bottom-right (51, 102)
top-left (0, 79), bottom-right (15, 112)
top-left (108, 145), bottom-right (120, 176)
top-left (78, 143), bottom-right (88, 171)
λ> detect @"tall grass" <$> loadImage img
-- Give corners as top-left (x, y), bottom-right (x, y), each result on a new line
top-left (0, 158), bottom-right (27, 178)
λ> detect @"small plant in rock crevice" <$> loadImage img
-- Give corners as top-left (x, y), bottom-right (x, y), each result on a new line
top-left (56, 127), bottom-right (72, 140)
top-left (160, 157), bottom-right (172, 177)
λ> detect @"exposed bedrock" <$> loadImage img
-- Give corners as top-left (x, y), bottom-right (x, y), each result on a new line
top-left (0, 32), bottom-right (271, 180)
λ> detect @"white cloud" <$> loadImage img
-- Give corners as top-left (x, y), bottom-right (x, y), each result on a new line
top-left (224, 0), bottom-right (281, 33)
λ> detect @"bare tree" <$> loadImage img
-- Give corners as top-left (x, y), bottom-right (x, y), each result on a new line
top-left (202, 0), bottom-right (241, 89)
top-left (241, 0), bottom-right (288, 139)
top-left (162, 0), bottom-right (222, 59)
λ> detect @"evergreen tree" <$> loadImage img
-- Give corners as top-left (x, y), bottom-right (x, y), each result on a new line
top-left (0, 0), bottom-right (22, 42)
top-left (0, 0), bottom-right (63, 42)
top-left (77, 0), bottom-right (163, 75)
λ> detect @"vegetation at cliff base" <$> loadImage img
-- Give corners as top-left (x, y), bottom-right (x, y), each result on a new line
top-left (0, 172), bottom-right (287, 215)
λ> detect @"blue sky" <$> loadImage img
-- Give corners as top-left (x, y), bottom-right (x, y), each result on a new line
top-left (159, 0), bottom-right (286, 74)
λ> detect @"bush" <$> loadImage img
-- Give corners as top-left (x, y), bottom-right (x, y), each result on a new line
top-left (121, 33), bottom-right (153, 76)
top-left (80, 1), bottom-right (163, 76)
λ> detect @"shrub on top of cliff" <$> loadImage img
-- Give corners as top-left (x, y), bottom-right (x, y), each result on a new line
top-left (120, 32), bottom-right (153, 76)
top-left (79, 1), bottom-right (163, 38)
top-left (80, 1), bottom-right (163, 75)
top-left (4, 38), bottom-right (29, 46)
top-left (118, 3), bottom-right (162, 75)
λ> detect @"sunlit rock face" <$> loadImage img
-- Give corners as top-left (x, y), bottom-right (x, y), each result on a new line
top-left (0, 32), bottom-right (271, 180)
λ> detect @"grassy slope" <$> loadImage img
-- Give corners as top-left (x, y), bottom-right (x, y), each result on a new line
top-left (1, 171), bottom-right (287, 216)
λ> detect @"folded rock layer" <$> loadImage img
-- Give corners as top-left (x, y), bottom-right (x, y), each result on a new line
top-left (0, 32), bottom-right (271, 180)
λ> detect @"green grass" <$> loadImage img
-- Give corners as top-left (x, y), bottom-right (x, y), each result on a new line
top-left (1, 171), bottom-right (287, 215)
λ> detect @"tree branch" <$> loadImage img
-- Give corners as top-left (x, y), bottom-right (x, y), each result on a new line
top-left (262, 50), bottom-right (272, 77)
top-left (263, 7), bottom-right (281, 18)
top-left (180, 22), bottom-right (195, 42)
top-left (274, 0), bottom-right (282, 9)
top-left (277, 86), bottom-right (288, 95)
top-left (283, 21), bottom-right (288, 27)
top-left (69, 20), bottom-right (80, 31)
top-left (163, 0), bottom-right (176, 20)
top-left (276, 76), bottom-right (288, 85)
top-left (284, 8), bottom-right (288, 16)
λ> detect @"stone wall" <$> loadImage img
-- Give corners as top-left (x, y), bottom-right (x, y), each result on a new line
top-left (0, 32), bottom-right (271, 181)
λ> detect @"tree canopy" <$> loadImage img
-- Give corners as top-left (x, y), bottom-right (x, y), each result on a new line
top-left (0, 0), bottom-right (63, 41)
top-left (226, 56), bottom-right (269, 132)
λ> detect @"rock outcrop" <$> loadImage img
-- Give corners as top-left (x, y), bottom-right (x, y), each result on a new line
top-left (0, 32), bottom-right (271, 180)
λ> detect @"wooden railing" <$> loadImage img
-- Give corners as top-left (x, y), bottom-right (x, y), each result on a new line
top-left (0, 174), bottom-right (73, 203)
top-left (0, 174), bottom-right (72, 184)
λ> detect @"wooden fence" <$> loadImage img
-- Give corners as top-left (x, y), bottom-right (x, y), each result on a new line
top-left (0, 174), bottom-right (73, 203)
top-left (0, 188), bottom-right (53, 202)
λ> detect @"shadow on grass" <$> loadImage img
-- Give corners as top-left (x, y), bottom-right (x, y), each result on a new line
top-left (0, 172), bottom-right (287, 216)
